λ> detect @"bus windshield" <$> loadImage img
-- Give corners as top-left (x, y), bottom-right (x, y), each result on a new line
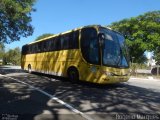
top-left (100, 28), bottom-right (129, 68)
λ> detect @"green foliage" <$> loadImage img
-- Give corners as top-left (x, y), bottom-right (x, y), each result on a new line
top-left (154, 48), bottom-right (160, 65)
top-left (0, 0), bottom-right (36, 43)
top-left (110, 11), bottom-right (160, 63)
top-left (3, 47), bottom-right (21, 65)
top-left (35, 33), bottom-right (54, 41)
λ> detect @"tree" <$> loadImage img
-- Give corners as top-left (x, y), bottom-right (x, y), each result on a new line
top-left (110, 11), bottom-right (160, 63)
top-left (154, 47), bottom-right (160, 65)
top-left (4, 47), bottom-right (21, 65)
top-left (0, 0), bottom-right (36, 43)
top-left (35, 33), bottom-right (54, 41)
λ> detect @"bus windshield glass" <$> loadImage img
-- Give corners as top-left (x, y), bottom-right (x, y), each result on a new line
top-left (100, 28), bottom-right (129, 68)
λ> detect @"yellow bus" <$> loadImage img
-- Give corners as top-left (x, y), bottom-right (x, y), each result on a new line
top-left (21, 25), bottom-right (130, 84)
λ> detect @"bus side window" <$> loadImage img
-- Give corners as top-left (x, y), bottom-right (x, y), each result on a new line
top-left (60, 35), bottom-right (64, 50)
top-left (29, 45), bottom-right (33, 54)
top-left (31, 44), bottom-right (34, 53)
top-left (61, 33), bottom-right (70, 50)
top-left (69, 30), bottom-right (79, 49)
top-left (37, 42), bottom-right (42, 52)
top-left (42, 41), bottom-right (47, 52)
top-left (22, 45), bottom-right (29, 55)
top-left (22, 46), bottom-right (25, 54)
top-left (34, 44), bottom-right (37, 53)
top-left (28, 45), bottom-right (31, 54)
top-left (73, 30), bottom-right (79, 49)
top-left (48, 38), bottom-right (54, 51)
top-left (48, 38), bottom-right (52, 51)
top-left (25, 45), bottom-right (29, 54)
top-left (55, 36), bottom-right (61, 50)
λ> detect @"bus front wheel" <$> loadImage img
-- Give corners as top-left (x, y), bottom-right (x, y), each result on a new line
top-left (67, 67), bottom-right (79, 82)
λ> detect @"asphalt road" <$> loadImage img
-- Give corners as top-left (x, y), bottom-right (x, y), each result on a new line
top-left (0, 66), bottom-right (160, 120)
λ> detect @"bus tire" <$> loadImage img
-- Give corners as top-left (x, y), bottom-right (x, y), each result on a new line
top-left (28, 64), bottom-right (32, 73)
top-left (67, 67), bottom-right (79, 82)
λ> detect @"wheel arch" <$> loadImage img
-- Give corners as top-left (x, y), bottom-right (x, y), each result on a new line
top-left (28, 64), bottom-right (32, 73)
top-left (67, 66), bottom-right (79, 75)
top-left (67, 66), bottom-right (80, 80)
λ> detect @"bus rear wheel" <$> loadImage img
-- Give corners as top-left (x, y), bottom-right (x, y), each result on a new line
top-left (28, 65), bottom-right (32, 73)
top-left (67, 67), bottom-right (79, 82)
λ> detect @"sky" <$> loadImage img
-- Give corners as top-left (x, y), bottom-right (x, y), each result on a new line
top-left (5, 0), bottom-right (160, 50)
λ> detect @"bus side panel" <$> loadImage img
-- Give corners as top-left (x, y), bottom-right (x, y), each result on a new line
top-left (58, 49), bottom-right (81, 77)
top-left (22, 49), bottom-right (81, 77)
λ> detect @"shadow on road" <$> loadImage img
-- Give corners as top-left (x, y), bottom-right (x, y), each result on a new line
top-left (0, 67), bottom-right (160, 120)
top-left (0, 78), bottom-right (61, 120)
top-left (13, 73), bottom-right (160, 119)
top-left (0, 69), bottom-right (84, 120)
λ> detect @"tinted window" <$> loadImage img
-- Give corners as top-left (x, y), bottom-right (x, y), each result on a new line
top-left (81, 27), bottom-right (100, 64)
top-left (61, 33), bottom-right (70, 50)
top-left (23, 31), bottom-right (79, 54)
top-left (37, 42), bottom-right (42, 52)
top-left (55, 36), bottom-right (61, 50)
top-left (42, 41), bottom-right (48, 52)
top-left (60, 31), bottom-right (79, 50)
top-left (71, 30), bottom-right (79, 49)
top-left (48, 38), bottom-right (55, 51)
top-left (29, 45), bottom-right (34, 53)
top-left (22, 45), bottom-right (29, 55)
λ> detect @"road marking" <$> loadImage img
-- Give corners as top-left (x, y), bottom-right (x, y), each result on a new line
top-left (0, 74), bottom-right (94, 120)
top-left (5, 73), bottom-right (29, 76)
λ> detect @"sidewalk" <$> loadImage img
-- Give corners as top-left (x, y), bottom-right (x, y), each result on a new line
top-left (136, 69), bottom-right (151, 74)
top-left (130, 76), bottom-right (160, 81)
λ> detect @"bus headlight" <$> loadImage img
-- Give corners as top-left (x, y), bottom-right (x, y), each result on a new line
top-left (102, 71), bottom-right (128, 76)
top-left (105, 72), bottom-right (115, 76)
top-left (101, 71), bottom-right (115, 76)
